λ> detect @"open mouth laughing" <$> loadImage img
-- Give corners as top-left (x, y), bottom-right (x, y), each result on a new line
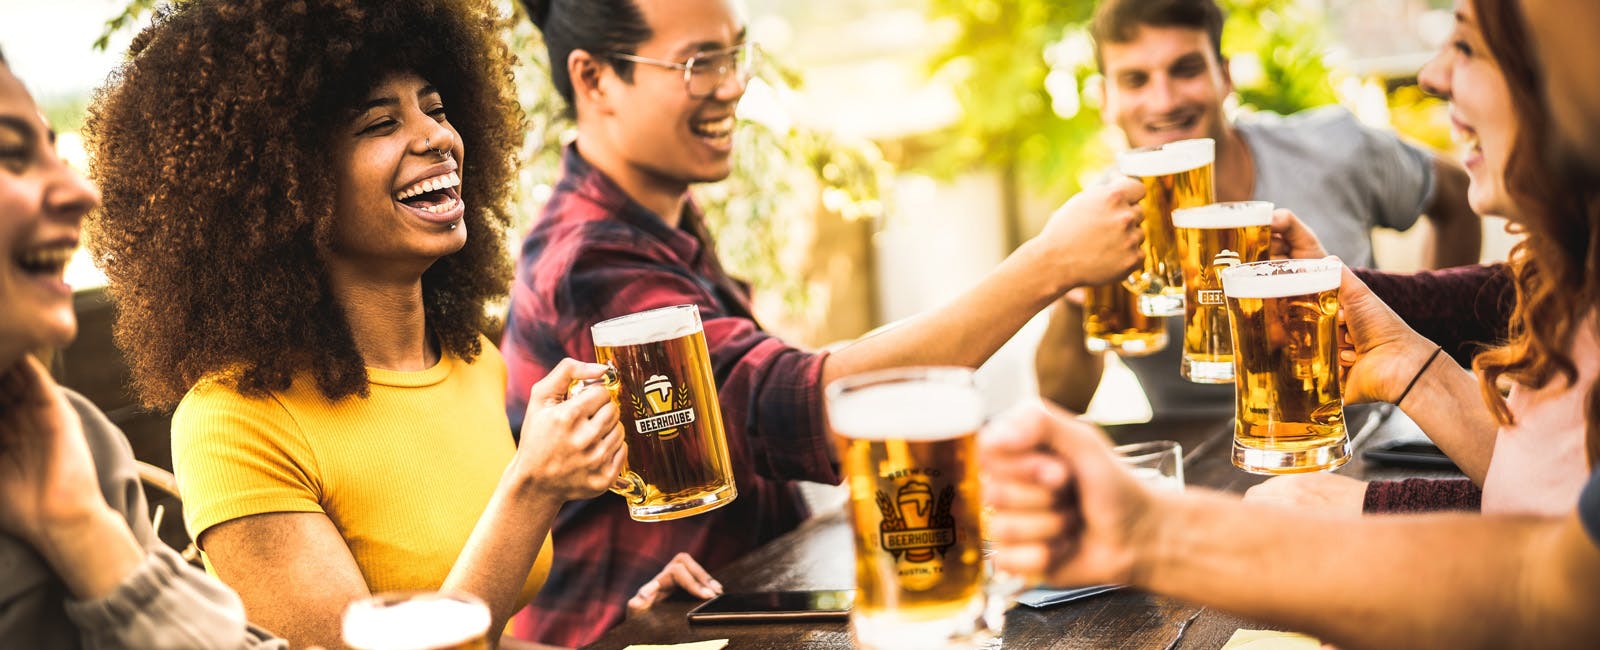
top-left (394, 170), bottom-right (464, 223)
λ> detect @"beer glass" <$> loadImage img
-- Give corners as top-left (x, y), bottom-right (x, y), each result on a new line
top-left (827, 367), bottom-right (995, 650)
top-left (1117, 138), bottom-right (1216, 317)
top-left (1114, 440), bottom-right (1184, 493)
top-left (1083, 281), bottom-right (1168, 357)
top-left (587, 305), bottom-right (737, 521)
top-left (342, 591), bottom-right (489, 650)
top-left (1172, 201), bottom-right (1273, 383)
top-left (1219, 258), bottom-right (1351, 474)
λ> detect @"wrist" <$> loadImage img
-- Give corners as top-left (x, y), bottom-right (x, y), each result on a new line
top-left (1123, 487), bottom-right (1177, 589)
top-left (1390, 341), bottom-right (1448, 407)
top-left (1012, 239), bottom-right (1080, 298)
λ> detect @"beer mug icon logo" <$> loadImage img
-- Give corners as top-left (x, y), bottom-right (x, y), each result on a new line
top-left (875, 479), bottom-right (957, 564)
top-left (630, 373), bottom-right (697, 440)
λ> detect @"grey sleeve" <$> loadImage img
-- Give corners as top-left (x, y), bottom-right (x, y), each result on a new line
top-left (62, 390), bottom-right (287, 649)
top-left (63, 546), bottom-right (286, 650)
top-left (1354, 121), bottom-right (1436, 232)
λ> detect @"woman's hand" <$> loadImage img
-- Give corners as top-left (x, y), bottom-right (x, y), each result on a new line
top-left (1336, 266), bottom-right (1439, 406)
top-left (514, 358), bottom-right (626, 502)
top-left (1030, 177), bottom-right (1147, 290)
top-left (627, 552), bottom-right (723, 616)
top-left (0, 355), bottom-right (104, 547)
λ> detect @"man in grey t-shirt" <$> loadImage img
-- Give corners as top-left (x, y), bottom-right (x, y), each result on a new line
top-left (1035, 0), bottom-right (1480, 417)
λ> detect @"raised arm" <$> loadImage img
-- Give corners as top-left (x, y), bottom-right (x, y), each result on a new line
top-left (1033, 297), bottom-right (1106, 413)
top-left (1420, 157), bottom-right (1482, 268)
top-left (1336, 267), bottom-right (1499, 482)
top-left (821, 178), bottom-right (1146, 385)
top-left (981, 401), bottom-right (1600, 650)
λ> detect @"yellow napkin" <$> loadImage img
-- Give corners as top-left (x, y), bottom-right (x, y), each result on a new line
top-left (622, 641), bottom-right (730, 650)
top-left (1220, 629), bottom-right (1322, 649)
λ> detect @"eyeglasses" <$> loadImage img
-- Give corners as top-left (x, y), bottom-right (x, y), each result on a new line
top-left (608, 42), bottom-right (760, 99)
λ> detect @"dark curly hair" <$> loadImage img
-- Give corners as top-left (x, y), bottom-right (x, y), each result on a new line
top-left (85, 0), bottom-right (522, 409)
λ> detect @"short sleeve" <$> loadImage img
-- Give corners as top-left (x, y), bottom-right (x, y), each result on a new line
top-left (1353, 120), bottom-right (1436, 232)
top-left (1580, 468), bottom-right (1600, 547)
top-left (171, 382), bottom-right (324, 545)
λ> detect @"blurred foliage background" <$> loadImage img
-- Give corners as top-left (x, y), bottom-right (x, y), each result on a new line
top-left (908, 0), bottom-right (1346, 246)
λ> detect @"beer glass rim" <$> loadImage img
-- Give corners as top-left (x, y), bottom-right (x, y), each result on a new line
top-left (591, 304), bottom-right (702, 347)
top-left (1116, 137), bottom-right (1215, 177)
top-left (1113, 439), bottom-right (1182, 464)
top-left (1171, 200), bottom-right (1274, 228)
top-left (1219, 257), bottom-right (1342, 298)
top-left (342, 590), bottom-right (490, 650)
top-left (823, 365), bottom-right (976, 401)
top-left (825, 366), bottom-right (983, 441)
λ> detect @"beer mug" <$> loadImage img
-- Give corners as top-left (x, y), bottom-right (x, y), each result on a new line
top-left (582, 305), bottom-right (737, 521)
top-left (826, 367), bottom-right (997, 650)
top-left (1083, 281), bottom-right (1168, 357)
top-left (1117, 138), bottom-right (1216, 317)
top-left (1172, 201), bottom-right (1273, 383)
top-left (342, 591), bottom-right (489, 650)
top-left (1219, 258), bottom-right (1351, 474)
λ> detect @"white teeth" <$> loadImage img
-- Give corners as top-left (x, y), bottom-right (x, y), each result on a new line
top-left (18, 246), bottom-right (75, 270)
top-left (394, 171), bottom-right (461, 201)
top-left (418, 196), bottom-right (460, 214)
top-left (692, 116), bottom-right (736, 138)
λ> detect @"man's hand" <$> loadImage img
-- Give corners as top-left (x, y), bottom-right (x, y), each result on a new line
top-left (628, 552), bottom-right (723, 616)
top-left (1269, 208), bottom-right (1329, 260)
top-left (1244, 473), bottom-right (1368, 515)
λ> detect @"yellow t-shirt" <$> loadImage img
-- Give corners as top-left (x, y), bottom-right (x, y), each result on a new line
top-left (171, 339), bottom-right (550, 606)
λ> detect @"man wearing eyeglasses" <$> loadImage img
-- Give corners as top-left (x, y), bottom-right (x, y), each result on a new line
top-left (503, 0), bottom-right (1154, 646)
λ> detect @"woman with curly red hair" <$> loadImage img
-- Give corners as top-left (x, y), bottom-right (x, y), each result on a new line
top-left (86, 0), bottom-right (623, 646)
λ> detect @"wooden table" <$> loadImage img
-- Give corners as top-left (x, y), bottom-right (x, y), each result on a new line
top-left (587, 406), bottom-right (1459, 649)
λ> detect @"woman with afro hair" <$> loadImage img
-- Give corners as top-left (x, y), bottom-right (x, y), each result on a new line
top-left (86, 0), bottom-right (625, 645)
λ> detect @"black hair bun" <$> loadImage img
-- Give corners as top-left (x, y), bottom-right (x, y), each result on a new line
top-left (523, 0), bottom-right (552, 28)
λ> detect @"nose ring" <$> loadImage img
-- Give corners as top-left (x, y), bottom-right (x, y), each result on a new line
top-left (425, 137), bottom-right (448, 159)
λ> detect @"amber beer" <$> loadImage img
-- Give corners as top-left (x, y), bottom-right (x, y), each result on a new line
top-left (1220, 258), bottom-right (1351, 474)
top-left (1083, 281), bottom-right (1168, 356)
top-left (827, 368), bottom-right (993, 650)
top-left (1117, 138), bottom-right (1216, 317)
top-left (590, 305), bottom-right (737, 521)
top-left (342, 592), bottom-right (489, 650)
top-left (1172, 201), bottom-right (1273, 383)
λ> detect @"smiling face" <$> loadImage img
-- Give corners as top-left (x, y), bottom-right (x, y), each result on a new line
top-left (1418, 2), bottom-right (1517, 219)
top-left (0, 64), bottom-right (100, 366)
top-left (592, 0), bottom-right (747, 190)
top-left (328, 72), bottom-right (466, 275)
top-left (1098, 25), bottom-right (1232, 148)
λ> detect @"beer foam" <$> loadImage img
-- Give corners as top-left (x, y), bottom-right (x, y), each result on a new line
top-left (1171, 201), bottom-right (1273, 229)
top-left (828, 381), bottom-right (985, 441)
top-left (1116, 138), bottom-right (1215, 177)
top-left (1219, 259), bottom-right (1341, 299)
top-left (342, 597), bottom-right (489, 650)
top-left (592, 304), bottom-right (702, 346)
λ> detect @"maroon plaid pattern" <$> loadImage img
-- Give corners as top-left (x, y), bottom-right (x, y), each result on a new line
top-left (501, 145), bottom-right (840, 647)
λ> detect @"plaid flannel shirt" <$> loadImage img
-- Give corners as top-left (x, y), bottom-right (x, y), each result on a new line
top-left (501, 145), bottom-right (841, 647)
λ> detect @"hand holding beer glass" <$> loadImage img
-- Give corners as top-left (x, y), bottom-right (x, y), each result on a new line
top-left (827, 367), bottom-right (1001, 650)
top-left (1220, 258), bottom-right (1351, 473)
top-left (575, 305), bottom-right (738, 521)
top-left (1117, 138), bottom-right (1216, 317)
top-left (1172, 201), bottom-right (1273, 382)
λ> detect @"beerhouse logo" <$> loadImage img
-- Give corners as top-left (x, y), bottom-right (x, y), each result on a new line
top-left (874, 480), bottom-right (957, 562)
top-left (1201, 249), bottom-right (1242, 305)
top-left (629, 374), bottom-right (696, 440)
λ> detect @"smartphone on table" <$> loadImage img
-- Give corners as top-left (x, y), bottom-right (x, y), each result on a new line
top-left (686, 589), bottom-right (854, 623)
